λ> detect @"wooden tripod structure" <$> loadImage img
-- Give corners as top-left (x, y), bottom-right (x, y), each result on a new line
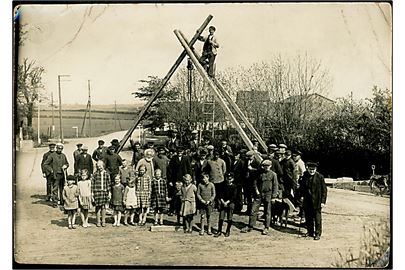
top-left (116, 15), bottom-right (267, 154)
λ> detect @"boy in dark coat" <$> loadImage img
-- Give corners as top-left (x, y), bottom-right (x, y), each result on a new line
top-left (215, 172), bottom-right (238, 237)
top-left (298, 161), bottom-right (327, 240)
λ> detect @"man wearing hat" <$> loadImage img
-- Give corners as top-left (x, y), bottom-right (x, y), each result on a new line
top-left (281, 149), bottom-right (298, 208)
top-left (110, 139), bottom-right (120, 153)
top-left (242, 150), bottom-right (261, 215)
top-left (166, 130), bottom-right (180, 152)
top-left (130, 139), bottom-right (144, 167)
top-left (167, 146), bottom-right (192, 214)
top-left (92, 140), bottom-right (108, 162)
top-left (104, 146), bottom-right (123, 181)
top-left (153, 147), bottom-right (170, 180)
top-left (188, 130), bottom-right (200, 154)
top-left (73, 143), bottom-right (83, 169)
top-left (267, 146), bottom-right (283, 196)
top-left (75, 145), bottom-right (94, 175)
top-left (298, 161), bottom-right (327, 240)
top-left (198, 25), bottom-right (219, 78)
top-left (44, 143), bottom-right (69, 207)
top-left (41, 143), bottom-right (56, 201)
top-left (231, 149), bottom-right (247, 213)
top-left (241, 159), bottom-right (278, 235)
top-left (219, 139), bottom-right (233, 173)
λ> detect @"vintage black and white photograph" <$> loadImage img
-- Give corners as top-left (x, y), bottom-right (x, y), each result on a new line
top-left (13, 2), bottom-right (392, 268)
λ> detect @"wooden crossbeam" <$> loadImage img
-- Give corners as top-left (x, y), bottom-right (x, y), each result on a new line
top-left (175, 32), bottom-right (268, 153)
top-left (116, 15), bottom-right (213, 153)
top-left (174, 30), bottom-right (255, 151)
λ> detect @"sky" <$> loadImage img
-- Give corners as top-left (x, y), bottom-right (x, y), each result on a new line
top-left (17, 3), bottom-right (392, 105)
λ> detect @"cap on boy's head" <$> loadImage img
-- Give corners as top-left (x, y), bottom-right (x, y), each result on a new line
top-left (239, 149), bottom-right (248, 155)
top-left (307, 161), bottom-right (319, 168)
top-left (261, 159), bottom-right (272, 167)
top-left (191, 130), bottom-right (198, 134)
top-left (111, 139), bottom-right (119, 144)
top-left (207, 145), bottom-right (214, 150)
top-left (226, 172), bottom-right (234, 178)
top-left (279, 143), bottom-right (287, 149)
top-left (183, 174), bottom-right (192, 181)
top-left (48, 143), bottom-right (56, 147)
top-left (209, 25), bottom-right (216, 31)
top-left (56, 143), bottom-right (64, 148)
top-left (98, 140), bottom-right (105, 145)
top-left (76, 143), bottom-right (83, 147)
top-left (293, 150), bottom-right (302, 156)
top-left (66, 175), bottom-right (76, 181)
top-left (108, 145), bottom-right (115, 150)
top-left (268, 144), bottom-right (277, 149)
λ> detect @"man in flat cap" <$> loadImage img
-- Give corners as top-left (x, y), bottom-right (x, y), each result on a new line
top-left (105, 145), bottom-right (123, 181)
top-left (44, 143), bottom-right (69, 207)
top-left (110, 139), bottom-right (120, 153)
top-left (92, 140), bottom-right (108, 163)
top-left (198, 25), bottom-right (220, 78)
top-left (75, 145), bottom-right (93, 175)
top-left (41, 143), bottom-right (56, 201)
top-left (73, 143), bottom-right (83, 171)
top-left (298, 161), bottom-right (327, 240)
top-left (241, 159), bottom-right (278, 235)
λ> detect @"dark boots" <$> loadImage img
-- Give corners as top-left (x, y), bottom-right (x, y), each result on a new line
top-left (225, 220), bottom-right (232, 237)
top-left (214, 219), bottom-right (223, 237)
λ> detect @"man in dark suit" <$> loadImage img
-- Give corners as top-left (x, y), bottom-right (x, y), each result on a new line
top-left (41, 143), bottom-right (56, 201)
top-left (75, 145), bottom-right (94, 175)
top-left (242, 150), bottom-right (262, 215)
top-left (44, 143), bottom-right (69, 207)
top-left (299, 161), bottom-right (327, 240)
top-left (231, 149), bottom-right (247, 213)
top-left (167, 146), bottom-right (192, 214)
top-left (280, 149), bottom-right (297, 205)
top-left (193, 149), bottom-right (208, 187)
top-left (166, 130), bottom-right (180, 152)
top-left (130, 139), bottom-right (144, 166)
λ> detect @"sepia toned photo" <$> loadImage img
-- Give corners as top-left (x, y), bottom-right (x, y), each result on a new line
top-left (13, 2), bottom-right (392, 268)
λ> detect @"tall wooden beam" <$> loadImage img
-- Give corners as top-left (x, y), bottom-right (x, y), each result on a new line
top-left (177, 32), bottom-right (268, 153)
top-left (116, 15), bottom-right (213, 153)
top-left (174, 29), bottom-right (254, 151)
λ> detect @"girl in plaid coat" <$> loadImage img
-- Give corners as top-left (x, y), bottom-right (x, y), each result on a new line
top-left (91, 160), bottom-right (111, 227)
top-left (151, 169), bottom-right (169, 225)
top-left (135, 164), bottom-right (152, 226)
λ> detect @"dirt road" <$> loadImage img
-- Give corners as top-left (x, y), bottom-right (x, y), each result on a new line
top-left (14, 139), bottom-right (390, 267)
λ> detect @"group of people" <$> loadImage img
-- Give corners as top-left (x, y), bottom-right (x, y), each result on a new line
top-left (40, 130), bottom-right (327, 240)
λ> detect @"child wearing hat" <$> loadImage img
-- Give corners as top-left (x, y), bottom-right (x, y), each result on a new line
top-left (62, 175), bottom-right (79, 229)
top-left (181, 174), bottom-right (197, 233)
top-left (215, 172), bottom-right (238, 237)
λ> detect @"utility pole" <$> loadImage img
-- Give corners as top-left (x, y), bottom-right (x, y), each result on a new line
top-left (37, 98), bottom-right (41, 145)
top-left (114, 100), bottom-right (117, 130)
top-left (88, 80), bottom-right (92, 137)
top-left (58, 75), bottom-right (71, 143)
top-left (51, 92), bottom-right (55, 138)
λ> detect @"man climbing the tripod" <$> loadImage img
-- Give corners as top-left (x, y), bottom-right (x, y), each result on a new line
top-left (198, 25), bottom-right (219, 78)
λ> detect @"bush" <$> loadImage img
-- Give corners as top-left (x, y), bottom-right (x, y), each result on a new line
top-left (333, 219), bottom-right (390, 267)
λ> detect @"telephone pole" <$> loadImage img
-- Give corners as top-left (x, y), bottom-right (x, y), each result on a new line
top-left (51, 92), bottom-right (55, 138)
top-left (88, 80), bottom-right (92, 137)
top-left (58, 75), bottom-right (71, 143)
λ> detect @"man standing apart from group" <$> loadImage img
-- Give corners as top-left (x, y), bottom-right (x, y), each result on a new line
top-left (299, 161), bottom-right (327, 240)
top-left (198, 25), bottom-right (219, 78)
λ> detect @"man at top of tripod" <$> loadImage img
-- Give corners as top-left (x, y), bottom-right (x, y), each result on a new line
top-left (198, 25), bottom-right (220, 78)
